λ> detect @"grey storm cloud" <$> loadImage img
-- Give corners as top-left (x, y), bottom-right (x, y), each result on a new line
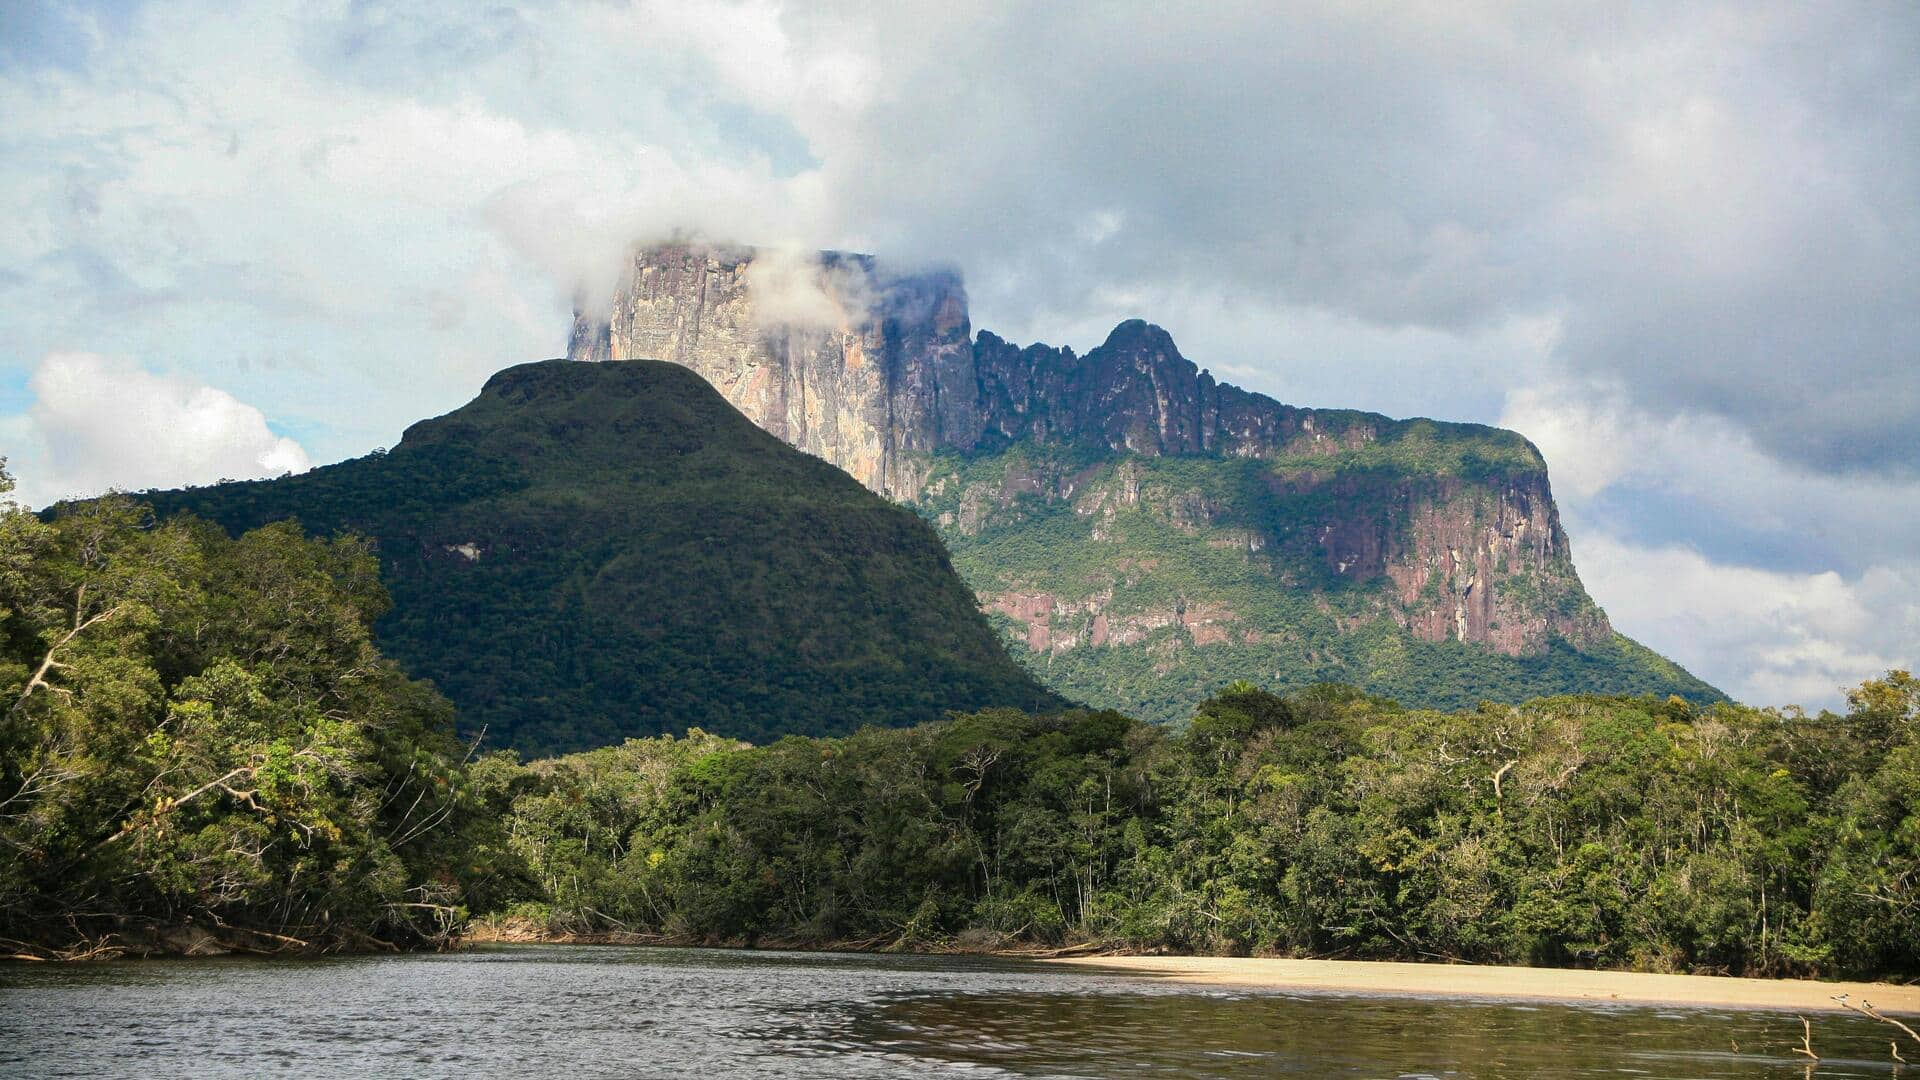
top-left (761, 2), bottom-right (1920, 477)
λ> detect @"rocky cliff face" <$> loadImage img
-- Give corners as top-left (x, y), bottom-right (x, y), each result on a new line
top-left (972, 320), bottom-right (1380, 460)
top-left (921, 445), bottom-right (1608, 661)
top-left (571, 244), bottom-right (979, 496)
top-left (569, 243), bottom-right (1718, 712)
top-left (570, 250), bottom-right (1377, 493)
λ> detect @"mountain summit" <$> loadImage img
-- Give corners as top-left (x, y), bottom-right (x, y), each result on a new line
top-left (137, 358), bottom-right (1063, 754)
top-left (571, 243), bottom-right (1720, 718)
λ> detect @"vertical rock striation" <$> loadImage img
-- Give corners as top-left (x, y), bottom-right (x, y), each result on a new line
top-left (568, 242), bottom-right (1716, 703)
top-left (570, 249), bottom-right (1380, 494)
top-left (571, 243), bottom-right (978, 497)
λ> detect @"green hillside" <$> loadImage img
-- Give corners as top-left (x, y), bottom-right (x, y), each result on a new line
top-left (131, 360), bottom-right (1062, 755)
top-left (913, 437), bottom-right (1722, 721)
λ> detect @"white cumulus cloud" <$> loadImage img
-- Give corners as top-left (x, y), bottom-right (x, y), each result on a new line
top-left (1575, 535), bottom-right (1917, 711)
top-left (11, 352), bottom-right (309, 508)
top-left (1500, 380), bottom-right (1920, 709)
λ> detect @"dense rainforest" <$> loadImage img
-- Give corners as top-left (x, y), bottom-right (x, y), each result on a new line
top-left (0, 464), bottom-right (519, 958)
top-left (132, 359), bottom-right (1061, 756)
top-left (2, 462), bottom-right (1914, 978)
top-left (484, 675), bottom-right (1919, 980)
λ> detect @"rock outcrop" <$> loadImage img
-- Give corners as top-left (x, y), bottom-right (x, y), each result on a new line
top-left (571, 244), bottom-right (978, 496)
top-left (972, 320), bottom-right (1380, 460)
top-left (570, 248), bottom-right (1376, 495)
top-left (569, 242), bottom-right (1720, 714)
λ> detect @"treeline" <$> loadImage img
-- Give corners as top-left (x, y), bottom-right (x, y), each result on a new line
top-left (2, 469), bottom-right (1915, 977)
top-left (1, 469), bottom-right (517, 958)
top-left (487, 677), bottom-right (1919, 979)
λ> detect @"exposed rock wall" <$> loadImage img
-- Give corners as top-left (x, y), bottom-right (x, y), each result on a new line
top-left (972, 321), bottom-right (1378, 459)
top-left (570, 244), bottom-right (978, 496)
top-left (954, 454), bottom-right (1609, 658)
top-left (1383, 474), bottom-right (1609, 654)
top-left (571, 248), bottom-right (1378, 495)
top-left (570, 242), bottom-right (1609, 659)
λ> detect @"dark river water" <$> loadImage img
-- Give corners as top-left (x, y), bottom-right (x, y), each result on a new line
top-left (0, 945), bottom-right (1910, 1077)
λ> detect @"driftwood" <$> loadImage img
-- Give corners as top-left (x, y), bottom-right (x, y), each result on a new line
top-left (1790, 1016), bottom-right (1817, 1062)
top-left (1018, 941), bottom-right (1116, 959)
top-left (0, 933), bottom-right (125, 962)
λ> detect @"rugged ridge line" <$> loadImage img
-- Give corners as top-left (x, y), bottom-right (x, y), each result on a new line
top-left (571, 248), bottom-right (1400, 493)
top-left (135, 358), bottom-right (1064, 754)
top-left (569, 242), bottom-right (1721, 713)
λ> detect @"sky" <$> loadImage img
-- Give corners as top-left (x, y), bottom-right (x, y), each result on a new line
top-left (1, 1), bottom-right (1915, 710)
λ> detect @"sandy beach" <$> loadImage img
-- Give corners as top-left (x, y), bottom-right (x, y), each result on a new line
top-left (1053, 955), bottom-right (1920, 1015)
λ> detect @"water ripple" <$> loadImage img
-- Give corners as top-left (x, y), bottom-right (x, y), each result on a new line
top-left (0, 946), bottom-right (1905, 1078)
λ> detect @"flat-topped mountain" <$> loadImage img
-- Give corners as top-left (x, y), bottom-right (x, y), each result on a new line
top-left (135, 359), bottom-right (1064, 754)
top-left (570, 243), bottom-right (978, 497)
top-left (571, 243), bottom-right (1720, 717)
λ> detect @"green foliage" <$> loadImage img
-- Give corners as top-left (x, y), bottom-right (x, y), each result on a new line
top-left (126, 360), bottom-right (1061, 756)
top-left (913, 441), bottom-right (1720, 722)
top-left (1265, 417), bottom-right (1546, 480)
top-left (489, 673), bottom-right (1920, 980)
top-left (0, 497), bottom-right (524, 955)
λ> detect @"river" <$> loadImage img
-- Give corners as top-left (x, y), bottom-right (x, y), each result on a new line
top-left (0, 945), bottom-right (1907, 1077)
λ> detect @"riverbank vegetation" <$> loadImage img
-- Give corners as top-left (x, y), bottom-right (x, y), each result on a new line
top-left (0, 466), bottom-right (519, 958)
top-left (2, 469), bottom-right (1914, 976)
top-left (486, 675), bottom-right (1918, 980)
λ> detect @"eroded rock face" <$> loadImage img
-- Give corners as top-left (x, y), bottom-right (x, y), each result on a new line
top-left (960, 457), bottom-right (1608, 660)
top-left (571, 244), bottom-right (978, 497)
top-left (1384, 474), bottom-right (1610, 654)
top-left (570, 242), bottom-right (1609, 660)
top-left (573, 247), bottom-right (1380, 497)
top-left (986, 588), bottom-right (1231, 655)
top-left (972, 321), bottom-right (1378, 461)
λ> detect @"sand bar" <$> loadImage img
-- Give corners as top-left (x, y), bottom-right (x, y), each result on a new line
top-left (1053, 955), bottom-right (1920, 1015)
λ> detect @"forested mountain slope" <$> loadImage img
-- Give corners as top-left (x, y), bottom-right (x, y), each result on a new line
top-left (133, 360), bottom-right (1062, 755)
top-left (3, 474), bottom-right (512, 956)
top-left (571, 244), bottom-right (1721, 718)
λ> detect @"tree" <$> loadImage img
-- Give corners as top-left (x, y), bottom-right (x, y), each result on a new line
top-left (0, 499), bottom-right (518, 957)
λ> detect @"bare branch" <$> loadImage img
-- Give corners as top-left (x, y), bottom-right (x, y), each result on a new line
top-left (1790, 1016), bottom-right (1817, 1061)
top-left (1491, 759), bottom-right (1517, 801)
top-left (1832, 995), bottom-right (1920, 1057)
top-left (11, 602), bottom-right (128, 715)
top-left (95, 765), bottom-right (255, 848)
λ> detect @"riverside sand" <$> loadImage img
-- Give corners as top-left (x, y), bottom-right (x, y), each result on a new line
top-left (1055, 955), bottom-right (1920, 1014)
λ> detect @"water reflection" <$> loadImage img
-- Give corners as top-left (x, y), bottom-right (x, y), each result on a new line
top-left (840, 987), bottom-right (1911, 1077)
top-left (0, 945), bottom-right (1906, 1078)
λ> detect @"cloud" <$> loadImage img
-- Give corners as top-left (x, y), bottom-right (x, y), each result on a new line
top-left (0, 2), bottom-right (846, 467)
top-left (741, 246), bottom-right (877, 331)
top-left (0, 1), bottom-right (1915, 707)
top-left (11, 352), bottom-right (309, 508)
top-left (0, 0), bottom-right (134, 73)
top-left (736, 2), bottom-right (1920, 477)
top-left (1500, 379), bottom-right (1920, 575)
top-left (1575, 534), bottom-right (1916, 711)
top-left (1500, 380), bottom-right (1920, 708)
top-left (479, 162), bottom-right (823, 320)
top-left (10, 3), bottom-right (1915, 478)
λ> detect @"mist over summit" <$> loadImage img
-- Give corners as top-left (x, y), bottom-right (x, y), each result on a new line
top-left (570, 242), bottom-right (1720, 717)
